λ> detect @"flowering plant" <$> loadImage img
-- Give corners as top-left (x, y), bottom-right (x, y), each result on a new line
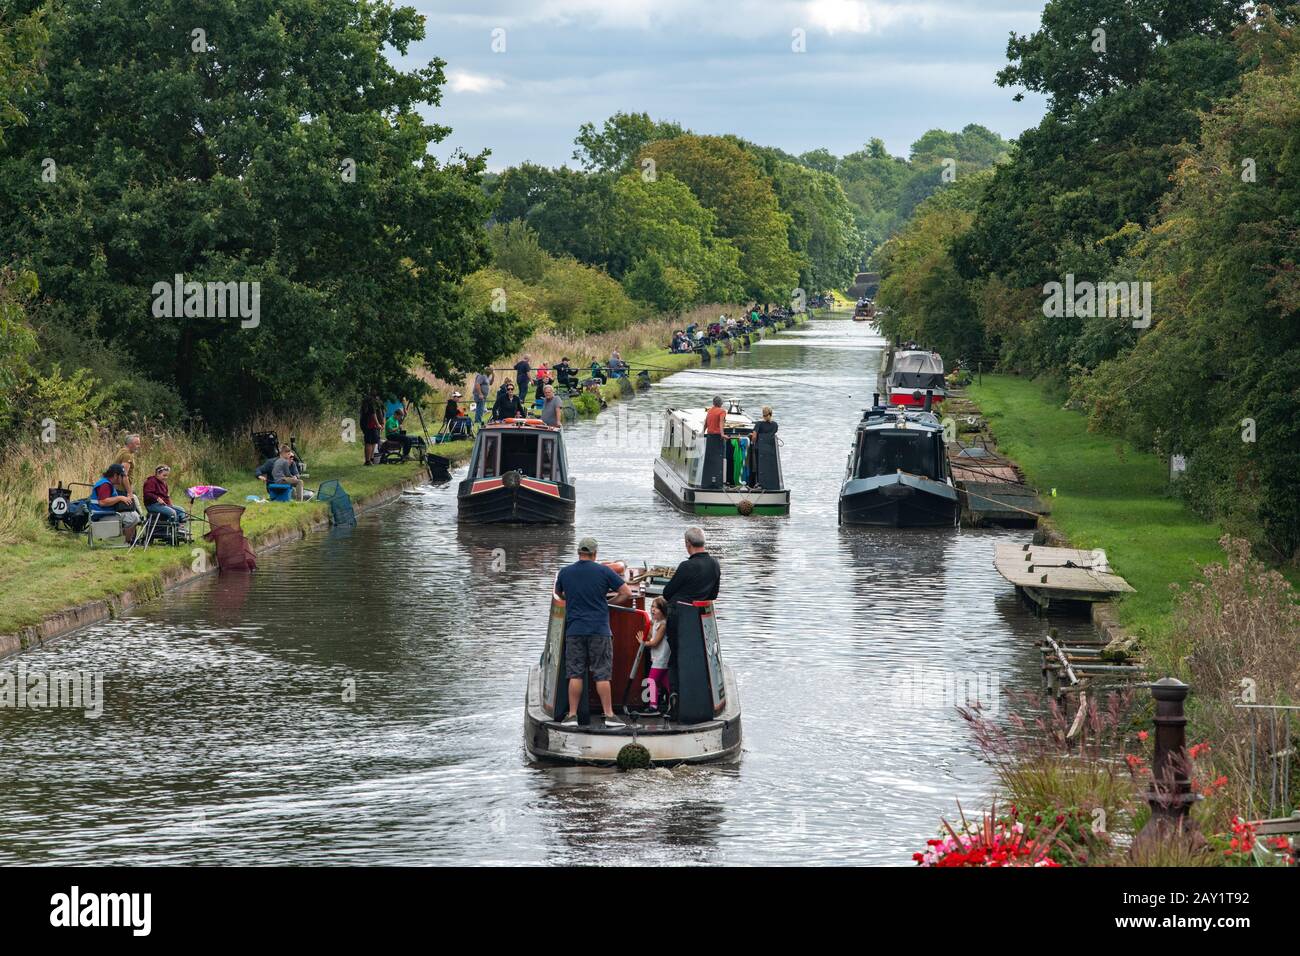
top-left (914, 802), bottom-right (1062, 867)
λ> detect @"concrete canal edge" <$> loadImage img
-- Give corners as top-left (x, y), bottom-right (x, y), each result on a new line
top-left (0, 312), bottom-right (811, 660)
top-left (0, 470), bottom-right (433, 662)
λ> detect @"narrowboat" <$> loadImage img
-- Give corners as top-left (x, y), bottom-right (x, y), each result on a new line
top-left (457, 418), bottom-right (575, 524)
top-left (853, 299), bottom-right (874, 321)
top-left (882, 348), bottom-right (947, 407)
top-left (524, 565), bottom-right (742, 766)
top-left (838, 393), bottom-right (959, 528)
top-left (652, 402), bottom-right (790, 516)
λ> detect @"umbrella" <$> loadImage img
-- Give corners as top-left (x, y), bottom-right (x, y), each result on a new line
top-left (186, 485), bottom-right (228, 501)
top-left (186, 485), bottom-right (228, 524)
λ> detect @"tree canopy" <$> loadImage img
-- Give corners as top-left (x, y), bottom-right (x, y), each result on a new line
top-left (0, 0), bottom-right (511, 430)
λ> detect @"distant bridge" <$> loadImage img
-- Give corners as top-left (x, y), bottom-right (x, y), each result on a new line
top-left (847, 272), bottom-right (879, 299)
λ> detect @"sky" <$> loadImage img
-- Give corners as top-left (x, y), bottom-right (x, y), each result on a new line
top-left (403, 0), bottom-right (1051, 171)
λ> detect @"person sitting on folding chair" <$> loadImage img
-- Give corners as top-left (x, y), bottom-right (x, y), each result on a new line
top-left (555, 357), bottom-right (576, 390)
top-left (271, 444), bottom-right (307, 501)
top-left (143, 465), bottom-right (188, 526)
top-left (384, 407), bottom-right (421, 458)
top-left (90, 464), bottom-right (141, 544)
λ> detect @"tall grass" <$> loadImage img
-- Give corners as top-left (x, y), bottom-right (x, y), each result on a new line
top-left (423, 304), bottom-right (742, 394)
top-left (1173, 536), bottom-right (1300, 817)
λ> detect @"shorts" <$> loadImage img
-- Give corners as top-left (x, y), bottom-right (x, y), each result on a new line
top-left (363, 427), bottom-right (381, 444)
top-left (565, 633), bottom-right (613, 682)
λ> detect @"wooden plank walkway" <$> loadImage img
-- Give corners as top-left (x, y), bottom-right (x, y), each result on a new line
top-left (994, 542), bottom-right (1135, 607)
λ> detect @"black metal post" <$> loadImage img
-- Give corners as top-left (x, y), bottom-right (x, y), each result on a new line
top-left (1135, 677), bottom-right (1200, 850)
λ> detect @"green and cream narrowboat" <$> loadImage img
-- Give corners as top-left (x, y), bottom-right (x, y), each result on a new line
top-left (652, 403), bottom-right (790, 516)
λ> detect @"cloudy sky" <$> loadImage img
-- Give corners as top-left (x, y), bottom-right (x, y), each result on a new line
top-left (404, 0), bottom-right (1050, 170)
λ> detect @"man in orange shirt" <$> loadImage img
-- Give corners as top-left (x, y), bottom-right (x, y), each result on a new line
top-left (704, 396), bottom-right (726, 487)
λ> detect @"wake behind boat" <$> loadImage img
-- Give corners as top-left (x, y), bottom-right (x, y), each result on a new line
top-left (653, 401), bottom-right (790, 516)
top-left (524, 563), bottom-right (742, 766)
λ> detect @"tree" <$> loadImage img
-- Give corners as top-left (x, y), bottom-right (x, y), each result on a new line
top-left (1071, 6), bottom-right (1300, 559)
top-left (639, 134), bottom-right (800, 302)
top-left (573, 111), bottom-right (684, 172)
top-left (609, 172), bottom-right (744, 306)
top-left (0, 0), bottom-right (502, 428)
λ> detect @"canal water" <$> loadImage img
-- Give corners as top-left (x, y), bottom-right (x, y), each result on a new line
top-left (0, 318), bottom-right (1094, 865)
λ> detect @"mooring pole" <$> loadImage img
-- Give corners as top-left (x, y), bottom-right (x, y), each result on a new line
top-left (1136, 677), bottom-right (1199, 848)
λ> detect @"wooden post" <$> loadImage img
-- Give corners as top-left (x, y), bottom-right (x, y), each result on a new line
top-left (1134, 677), bottom-right (1201, 851)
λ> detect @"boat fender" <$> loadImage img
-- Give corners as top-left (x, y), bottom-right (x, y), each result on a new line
top-left (502, 470), bottom-right (522, 489)
top-left (736, 499), bottom-right (754, 516)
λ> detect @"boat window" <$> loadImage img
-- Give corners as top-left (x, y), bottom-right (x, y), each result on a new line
top-left (539, 437), bottom-right (555, 480)
top-left (479, 435), bottom-right (499, 478)
top-left (857, 431), bottom-right (937, 480)
top-left (499, 432), bottom-right (539, 476)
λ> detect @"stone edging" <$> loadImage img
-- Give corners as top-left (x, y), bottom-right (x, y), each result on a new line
top-left (0, 472), bottom-right (427, 661)
top-left (0, 313), bottom-right (811, 661)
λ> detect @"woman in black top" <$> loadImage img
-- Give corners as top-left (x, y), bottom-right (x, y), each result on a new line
top-left (748, 406), bottom-right (778, 487)
top-left (492, 381), bottom-right (525, 421)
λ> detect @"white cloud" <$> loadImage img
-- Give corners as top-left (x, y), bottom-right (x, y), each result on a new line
top-left (446, 70), bottom-right (505, 94)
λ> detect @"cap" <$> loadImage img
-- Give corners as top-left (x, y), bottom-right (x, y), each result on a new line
top-left (106, 463), bottom-right (126, 476)
top-left (577, 536), bottom-right (598, 555)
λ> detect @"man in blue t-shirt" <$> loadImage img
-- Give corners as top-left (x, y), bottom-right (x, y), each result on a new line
top-left (554, 536), bottom-right (634, 728)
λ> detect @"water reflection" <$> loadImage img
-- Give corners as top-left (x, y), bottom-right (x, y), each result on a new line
top-left (0, 319), bottom-right (1098, 865)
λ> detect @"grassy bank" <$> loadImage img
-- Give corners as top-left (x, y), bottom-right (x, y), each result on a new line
top-left (0, 422), bottom-right (464, 638)
top-left (0, 308), bottom-right (795, 644)
top-left (966, 374), bottom-right (1230, 651)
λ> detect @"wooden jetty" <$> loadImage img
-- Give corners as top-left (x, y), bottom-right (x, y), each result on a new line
top-left (994, 542), bottom-right (1135, 612)
top-left (947, 443), bottom-right (1048, 527)
top-left (1039, 630), bottom-right (1145, 701)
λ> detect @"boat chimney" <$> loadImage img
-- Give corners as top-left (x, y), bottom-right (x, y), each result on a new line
top-left (872, 392), bottom-right (879, 408)
top-left (924, 389), bottom-right (933, 413)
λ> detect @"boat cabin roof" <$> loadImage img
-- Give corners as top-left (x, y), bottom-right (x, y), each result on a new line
top-left (480, 417), bottom-right (560, 433)
top-left (860, 405), bottom-right (943, 432)
top-left (892, 351), bottom-right (944, 374)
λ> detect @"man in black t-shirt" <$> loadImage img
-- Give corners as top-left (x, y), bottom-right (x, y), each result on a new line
top-left (662, 526), bottom-right (720, 606)
top-left (514, 355), bottom-right (532, 402)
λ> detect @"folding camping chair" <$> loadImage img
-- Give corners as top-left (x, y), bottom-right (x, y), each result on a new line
top-left (432, 416), bottom-right (474, 446)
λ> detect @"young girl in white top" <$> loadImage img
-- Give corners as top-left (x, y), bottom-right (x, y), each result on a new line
top-left (643, 596), bottom-right (671, 711)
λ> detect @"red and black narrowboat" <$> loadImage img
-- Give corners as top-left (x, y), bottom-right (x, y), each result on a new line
top-left (457, 418), bottom-right (575, 524)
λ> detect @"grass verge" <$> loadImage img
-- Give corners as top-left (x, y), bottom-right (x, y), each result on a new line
top-left (966, 374), bottom-right (1228, 650)
top-left (1, 314), bottom-right (807, 644)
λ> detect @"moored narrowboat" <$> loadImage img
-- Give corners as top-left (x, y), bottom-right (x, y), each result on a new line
top-left (839, 393), bottom-right (959, 528)
top-left (457, 418), bottom-right (575, 524)
top-left (524, 565), bottom-right (742, 766)
top-left (652, 402), bottom-right (789, 516)
top-left (883, 348), bottom-right (947, 408)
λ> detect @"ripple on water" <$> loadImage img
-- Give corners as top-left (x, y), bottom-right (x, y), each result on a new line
top-left (0, 320), bottom-right (1097, 865)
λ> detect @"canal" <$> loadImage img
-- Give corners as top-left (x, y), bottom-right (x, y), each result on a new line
top-left (0, 317), bottom-right (1093, 865)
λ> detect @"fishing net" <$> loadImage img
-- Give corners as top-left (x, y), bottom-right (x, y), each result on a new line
top-left (315, 479), bottom-right (356, 526)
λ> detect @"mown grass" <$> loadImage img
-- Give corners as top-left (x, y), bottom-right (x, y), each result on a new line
top-left (1, 312), bottom-right (806, 640)
top-left (0, 434), bottom-right (467, 637)
top-left (967, 374), bottom-right (1229, 648)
